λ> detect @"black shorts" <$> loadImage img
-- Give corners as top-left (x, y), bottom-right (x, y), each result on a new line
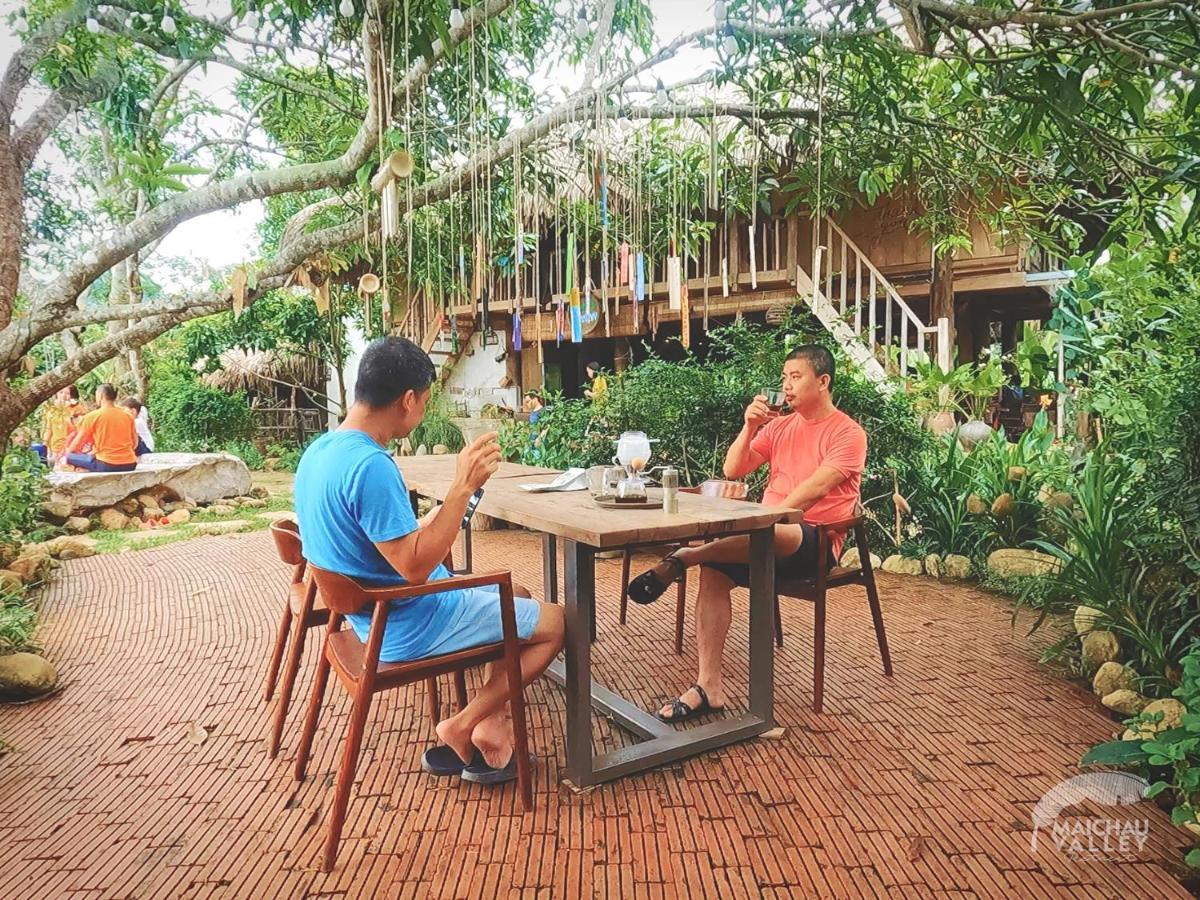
top-left (704, 523), bottom-right (835, 588)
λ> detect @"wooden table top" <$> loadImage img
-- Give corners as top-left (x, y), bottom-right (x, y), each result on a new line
top-left (395, 456), bottom-right (801, 549)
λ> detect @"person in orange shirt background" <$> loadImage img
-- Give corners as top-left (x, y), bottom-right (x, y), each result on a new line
top-left (60, 384), bottom-right (139, 473)
top-left (626, 345), bottom-right (868, 723)
top-left (41, 385), bottom-right (89, 465)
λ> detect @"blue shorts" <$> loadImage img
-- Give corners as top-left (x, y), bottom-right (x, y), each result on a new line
top-left (395, 585), bottom-right (542, 662)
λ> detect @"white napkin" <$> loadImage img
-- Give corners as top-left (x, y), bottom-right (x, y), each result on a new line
top-left (519, 467), bottom-right (587, 492)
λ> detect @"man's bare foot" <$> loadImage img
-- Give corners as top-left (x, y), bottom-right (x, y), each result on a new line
top-left (434, 715), bottom-right (475, 766)
top-left (656, 684), bottom-right (726, 721)
top-left (471, 714), bottom-right (514, 769)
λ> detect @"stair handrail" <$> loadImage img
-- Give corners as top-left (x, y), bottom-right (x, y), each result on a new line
top-left (821, 216), bottom-right (929, 335)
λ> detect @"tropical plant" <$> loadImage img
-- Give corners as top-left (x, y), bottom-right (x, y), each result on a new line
top-left (1082, 641), bottom-right (1200, 871)
top-left (149, 375), bottom-right (254, 452)
top-left (0, 448), bottom-right (46, 540)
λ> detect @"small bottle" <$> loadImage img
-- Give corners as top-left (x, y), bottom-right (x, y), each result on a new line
top-left (662, 466), bottom-right (679, 514)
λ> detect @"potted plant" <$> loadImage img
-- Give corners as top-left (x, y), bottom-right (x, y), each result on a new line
top-left (956, 357), bottom-right (1007, 449)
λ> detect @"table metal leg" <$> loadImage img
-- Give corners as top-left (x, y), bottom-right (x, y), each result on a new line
top-left (463, 522), bottom-right (473, 574)
top-left (541, 533), bottom-right (558, 604)
top-left (747, 526), bottom-right (776, 724)
top-left (562, 539), bottom-right (595, 787)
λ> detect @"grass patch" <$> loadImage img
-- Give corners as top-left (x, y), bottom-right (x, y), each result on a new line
top-left (0, 586), bottom-right (39, 654)
top-left (88, 493), bottom-right (295, 556)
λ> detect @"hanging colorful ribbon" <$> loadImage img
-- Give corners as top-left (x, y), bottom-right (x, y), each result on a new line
top-left (512, 308), bottom-right (522, 352)
top-left (667, 255), bottom-right (682, 311)
top-left (569, 286), bottom-right (583, 343)
top-left (618, 242), bottom-right (630, 287)
top-left (680, 282), bottom-right (691, 349)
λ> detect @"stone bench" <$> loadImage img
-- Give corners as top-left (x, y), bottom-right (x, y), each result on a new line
top-left (46, 452), bottom-right (253, 513)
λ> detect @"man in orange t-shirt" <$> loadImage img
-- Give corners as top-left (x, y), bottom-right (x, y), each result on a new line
top-left (627, 345), bottom-right (867, 723)
top-left (61, 383), bottom-right (139, 473)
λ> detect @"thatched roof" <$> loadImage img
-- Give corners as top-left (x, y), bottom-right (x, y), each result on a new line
top-left (200, 348), bottom-right (325, 394)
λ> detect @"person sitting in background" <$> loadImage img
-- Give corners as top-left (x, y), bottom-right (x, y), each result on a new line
top-left (583, 362), bottom-right (608, 401)
top-left (522, 390), bottom-right (548, 458)
top-left (41, 385), bottom-right (89, 465)
top-left (120, 397), bottom-right (155, 456)
top-left (60, 384), bottom-right (139, 472)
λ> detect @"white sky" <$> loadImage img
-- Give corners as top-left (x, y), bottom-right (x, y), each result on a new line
top-left (0, 1), bottom-right (724, 291)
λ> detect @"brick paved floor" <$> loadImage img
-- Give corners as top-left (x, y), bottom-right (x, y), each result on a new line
top-left (0, 529), bottom-right (1192, 899)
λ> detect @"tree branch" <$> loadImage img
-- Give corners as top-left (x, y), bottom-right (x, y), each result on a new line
top-left (0, 0), bottom-right (90, 121)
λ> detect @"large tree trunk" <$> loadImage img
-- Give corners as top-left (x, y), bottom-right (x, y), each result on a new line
top-left (930, 247), bottom-right (955, 358)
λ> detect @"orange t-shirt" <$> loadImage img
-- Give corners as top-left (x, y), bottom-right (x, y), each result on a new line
top-left (750, 407), bottom-right (867, 556)
top-left (76, 406), bottom-right (138, 466)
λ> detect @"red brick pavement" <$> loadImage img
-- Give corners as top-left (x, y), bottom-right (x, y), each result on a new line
top-left (0, 529), bottom-right (1192, 898)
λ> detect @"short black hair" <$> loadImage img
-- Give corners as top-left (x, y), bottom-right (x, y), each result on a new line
top-left (523, 389), bottom-right (542, 401)
top-left (785, 344), bottom-right (836, 387)
top-left (97, 383), bottom-right (117, 402)
top-left (586, 361), bottom-right (602, 372)
top-left (354, 337), bottom-right (436, 409)
top-left (120, 397), bottom-right (143, 413)
top-left (67, 385), bottom-right (80, 401)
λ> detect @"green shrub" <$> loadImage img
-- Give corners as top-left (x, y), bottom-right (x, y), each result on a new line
top-left (0, 448), bottom-right (46, 539)
top-left (150, 375), bottom-right (253, 451)
top-left (222, 440), bottom-right (265, 470)
top-left (408, 386), bottom-right (465, 454)
top-left (0, 585), bottom-right (38, 654)
top-left (1082, 640), bottom-right (1200, 871)
top-left (265, 442), bottom-right (306, 472)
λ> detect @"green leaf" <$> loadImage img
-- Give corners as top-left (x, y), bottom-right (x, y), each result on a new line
top-left (1080, 739), bottom-right (1149, 766)
top-left (161, 163), bottom-right (210, 176)
top-left (355, 162), bottom-right (371, 192)
top-left (1186, 848), bottom-right (1200, 869)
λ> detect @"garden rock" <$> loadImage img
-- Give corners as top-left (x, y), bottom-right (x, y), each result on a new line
top-left (881, 555), bottom-right (923, 576)
top-left (990, 493), bottom-right (1015, 517)
top-left (46, 452), bottom-right (252, 510)
top-left (0, 653), bottom-right (58, 701)
top-left (50, 537), bottom-right (96, 560)
top-left (922, 411), bottom-right (957, 437)
top-left (1048, 492), bottom-right (1073, 509)
top-left (116, 498), bottom-right (140, 515)
top-left (98, 508), bottom-right (130, 531)
top-left (1073, 605), bottom-right (1103, 635)
top-left (65, 516), bottom-right (92, 534)
top-left (249, 486), bottom-right (270, 500)
top-left (135, 493), bottom-right (160, 510)
top-left (1125, 698), bottom-right (1187, 739)
top-left (839, 547), bottom-right (881, 570)
top-left (942, 555), bottom-right (971, 580)
top-left (166, 509), bottom-right (192, 525)
top-left (1080, 631), bottom-right (1121, 673)
top-left (415, 444), bottom-right (429, 456)
top-left (238, 498), bottom-right (267, 509)
top-left (0, 541), bottom-right (19, 569)
top-left (1100, 690), bottom-right (1147, 716)
top-left (432, 444), bottom-right (450, 455)
top-left (0, 570), bottom-right (23, 594)
top-left (924, 553), bottom-right (943, 578)
top-left (986, 548), bottom-right (1061, 578)
top-left (193, 520), bottom-right (249, 536)
top-left (1092, 662), bottom-right (1136, 697)
top-left (39, 499), bottom-right (72, 524)
top-left (264, 457), bottom-right (281, 471)
top-left (966, 494), bottom-right (987, 515)
top-left (9, 553), bottom-right (50, 584)
top-left (1007, 466), bottom-right (1026, 481)
top-left (211, 504), bottom-right (237, 516)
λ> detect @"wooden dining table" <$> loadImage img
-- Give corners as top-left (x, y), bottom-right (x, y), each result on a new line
top-left (395, 456), bottom-right (802, 788)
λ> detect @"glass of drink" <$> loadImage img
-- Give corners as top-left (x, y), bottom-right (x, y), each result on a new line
top-left (762, 388), bottom-right (787, 414)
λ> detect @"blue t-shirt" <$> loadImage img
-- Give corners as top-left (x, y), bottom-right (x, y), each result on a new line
top-left (293, 429), bottom-right (460, 661)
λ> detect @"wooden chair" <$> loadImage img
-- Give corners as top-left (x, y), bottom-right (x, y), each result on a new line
top-left (264, 521), bottom-right (463, 759)
top-left (618, 481), bottom-right (892, 712)
top-left (264, 521), bottom-right (330, 759)
top-left (293, 565), bottom-right (533, 872)
top-left (618, 480), bottom-right (759, 655)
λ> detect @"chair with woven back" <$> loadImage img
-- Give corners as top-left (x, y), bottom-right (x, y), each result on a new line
top-left (264, 520), bottom-right (465, 759)
top-left (292, 564), bottom-right (533, 872)
top-left (618, 480), bottom-right (892, 713)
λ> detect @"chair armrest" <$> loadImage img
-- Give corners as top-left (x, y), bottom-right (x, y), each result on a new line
top-left (815, 515), bottom-right (863, 535)
top-left (355, 570), bottom-right (513, 602)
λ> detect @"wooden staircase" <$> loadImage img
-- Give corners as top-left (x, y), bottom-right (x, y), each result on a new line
top-left (394, 288), bottom-right (475, 383)
top-left (799, 216), bottom-right (951, 384)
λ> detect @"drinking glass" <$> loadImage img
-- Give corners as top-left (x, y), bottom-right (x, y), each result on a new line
top-left (587, 465), bottom-right (614, 499)
top-left (762, 388), bottom-right (787, 414)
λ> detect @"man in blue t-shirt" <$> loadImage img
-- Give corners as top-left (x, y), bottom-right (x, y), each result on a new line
top-left (295, 337), bottom-right (564, 785)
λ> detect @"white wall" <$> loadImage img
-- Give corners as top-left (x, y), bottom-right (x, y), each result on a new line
top-left (444, 329), bottom-right (519, 417)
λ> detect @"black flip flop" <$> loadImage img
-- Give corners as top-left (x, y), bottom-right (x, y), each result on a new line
top-left (626, 554), bottom-right (686, 605)
top-left (654, 684), bottom-right (726, 724)
top-left (421, 744), bottom-right (483, 777)
top-left (460, 753), bottom-right (535, 785)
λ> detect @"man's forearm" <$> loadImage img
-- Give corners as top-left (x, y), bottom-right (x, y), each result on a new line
top-left (405, 484), bottom-right (473, 582)
top-left (723, 424), bottom-right (759, 479)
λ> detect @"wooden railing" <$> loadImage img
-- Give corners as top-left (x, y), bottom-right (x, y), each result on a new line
top-left (394, 287), bottom-right (445, 354)
top-left (806, 216), bottom-right (950, 376)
